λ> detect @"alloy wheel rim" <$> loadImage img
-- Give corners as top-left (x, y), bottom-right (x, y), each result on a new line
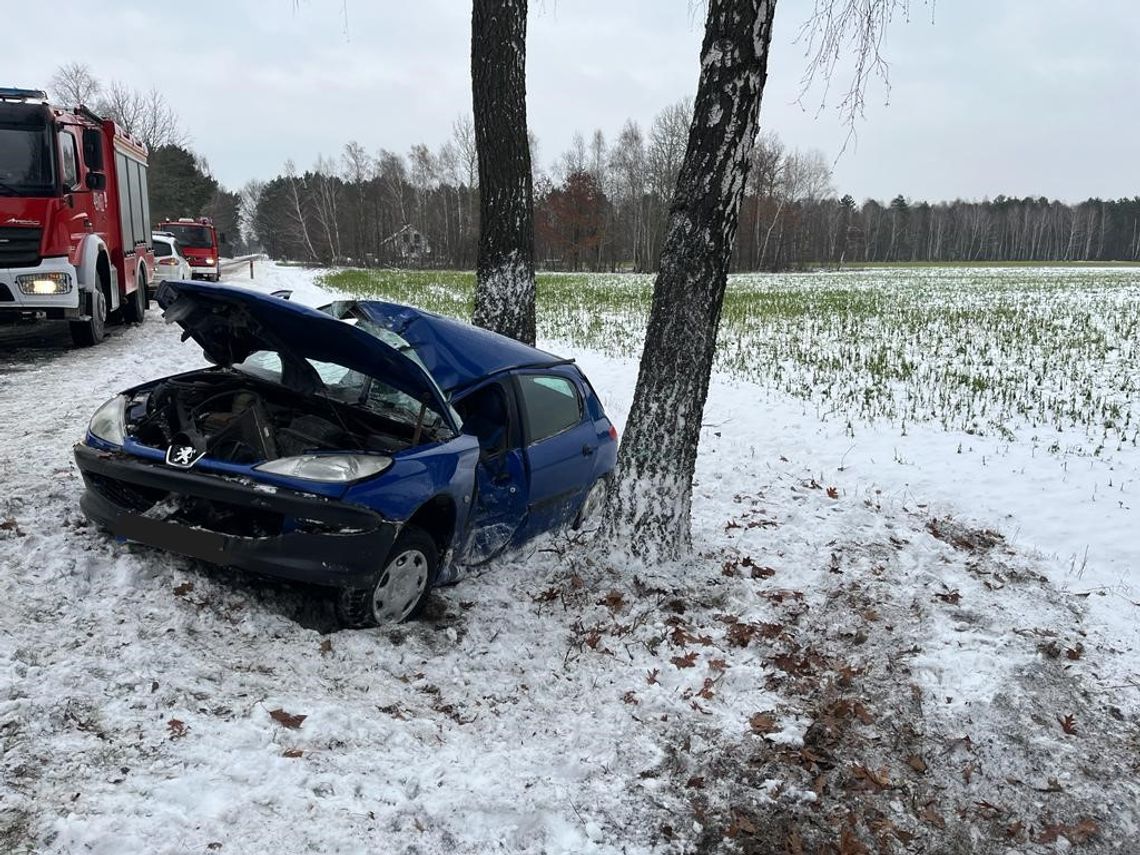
top-left (371, 548), bottom-right (429, 623)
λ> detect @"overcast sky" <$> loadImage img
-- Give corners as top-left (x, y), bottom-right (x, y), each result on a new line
top-left (9, 0), bottom-right (1139, 202)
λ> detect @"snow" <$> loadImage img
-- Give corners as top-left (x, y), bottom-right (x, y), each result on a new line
top-left (1, 261), bottom-right (1137, 852)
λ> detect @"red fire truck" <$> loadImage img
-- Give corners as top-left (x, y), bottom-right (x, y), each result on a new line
top-left (0, 87), bottom-right (154, 346)
top-left (157, 217), bottom-right (222, 282)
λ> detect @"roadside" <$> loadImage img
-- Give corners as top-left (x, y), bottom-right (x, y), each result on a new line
top-left (0, 261), bottom-right (1136, 853)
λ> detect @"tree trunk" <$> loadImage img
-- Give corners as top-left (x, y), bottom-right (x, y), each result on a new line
top-left (603, 0), bottom-right (777, 562)
top-left (470, 0), bottom-right (536, 345)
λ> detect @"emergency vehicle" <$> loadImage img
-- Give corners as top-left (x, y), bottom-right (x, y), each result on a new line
top-left (157, 217), bottom-right (222, 282)
top-left (0, 87), bottom-right (154, 346)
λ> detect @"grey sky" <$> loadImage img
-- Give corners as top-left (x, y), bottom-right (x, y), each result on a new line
top-left (8, 0), bottom-right (1138, 202)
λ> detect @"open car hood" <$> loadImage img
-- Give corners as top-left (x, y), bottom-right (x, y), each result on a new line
top-left (156, 280), bottom-right (455, 428)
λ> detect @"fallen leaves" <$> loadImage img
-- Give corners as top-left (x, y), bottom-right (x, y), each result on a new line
top-left (167, 718), bottom-right (189, 739)
top-left (934, 587), bottom-right (961, 605)
top-left (268, 708), bottom-right (307, 730)
top-left (172, 581), bottom-right (194, 597)
top-left (749, 712), bottom-right (780, 735)
top-left (1058, 713), bottom-right (1078, 735)
top-left (1036, 818), bottom-right (1099, 845)
top-left (670, 651), bottom-right (698, 669)
top-left (850, 764), bottom-right (892, 792)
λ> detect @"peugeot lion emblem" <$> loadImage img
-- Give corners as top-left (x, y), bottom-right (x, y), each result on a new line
top-left (166, 444), bottom-right (203, 469)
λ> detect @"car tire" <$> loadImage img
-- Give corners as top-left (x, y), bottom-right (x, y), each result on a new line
top-left (573, 477), bottom-right (609, 531)
top-left (335, 525), bottom-right (437, 629)
top-left (69, 288), bottom-right (107, 347)
top-left (123, 271), bottom-right (147, 324)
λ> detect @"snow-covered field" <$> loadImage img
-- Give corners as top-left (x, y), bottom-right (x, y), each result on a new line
top-left (1, 261), bottom-right (1137, 853)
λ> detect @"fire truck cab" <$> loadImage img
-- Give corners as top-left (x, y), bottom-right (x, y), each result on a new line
top-left (0, 87), bottom-right (154, 346)
top-left (157, 217), bottom-right (222, 282)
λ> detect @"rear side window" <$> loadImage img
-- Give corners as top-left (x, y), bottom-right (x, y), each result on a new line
top-left (153, 240), bottom-right (172, 258)
top-left (518, 375), bottom-right (581, 443)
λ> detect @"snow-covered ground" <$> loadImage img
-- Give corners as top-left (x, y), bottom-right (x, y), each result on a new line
top-left (1, 261), bottom-right (1137, 853)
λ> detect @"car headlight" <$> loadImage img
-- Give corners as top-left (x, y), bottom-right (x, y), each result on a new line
top-left (254, 454), bottom-right (393, 483)
top-left (88, 396), bottom-right (126, 446)
top-left (16, 272), bottom-right (72, 295)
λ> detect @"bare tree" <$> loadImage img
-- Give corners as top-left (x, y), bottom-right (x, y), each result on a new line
top-left (283, 159), bottom-right (319, 262)
top-left (49, 62), bottom-right (101, 106)
top-left (604, 0), bottom-right (909, 560)
top-left (470, 0), bottom-right (537, 345)
top-left (601, 0), bottom-right (778, 560)
top-left (238, 179), bottom-right (265, 249)
top-left (95, 81), bottom-right (186, 150)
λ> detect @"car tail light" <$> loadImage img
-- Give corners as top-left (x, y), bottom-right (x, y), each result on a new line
top-left (158, 258), bottom-right (177, 266)
top-left (608, 425), bottom-right (618, 441)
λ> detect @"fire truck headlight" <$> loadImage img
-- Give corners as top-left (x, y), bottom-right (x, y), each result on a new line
top-left (16, 272), bottom-right (73, 295)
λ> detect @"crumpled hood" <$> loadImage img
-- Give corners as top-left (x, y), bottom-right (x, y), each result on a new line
top-left (156, 280), bottom-right (455, 427)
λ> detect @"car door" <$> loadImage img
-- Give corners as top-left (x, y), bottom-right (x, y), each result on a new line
top-left (514, 371), bottom-right (599, 540)
top-left (453, 379), bottom-right (529, 563)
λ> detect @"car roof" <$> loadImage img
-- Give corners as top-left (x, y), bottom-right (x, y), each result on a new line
top-left (349, 300), bottom-right (569, 394)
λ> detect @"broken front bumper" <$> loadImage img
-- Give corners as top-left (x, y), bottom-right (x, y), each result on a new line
top-left (74, 443), bottom-right (396, 588)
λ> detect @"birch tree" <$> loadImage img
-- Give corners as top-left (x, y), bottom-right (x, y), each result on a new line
top-left (470, 0), bottom-right (537, 345)
top-left (604, 0), bottom-right (906, 561)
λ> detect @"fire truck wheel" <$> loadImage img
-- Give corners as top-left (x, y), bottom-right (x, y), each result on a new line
top-left (69, 289), bottom-right (107, 347)
top-left (123, 271), bottom-right (148, 324)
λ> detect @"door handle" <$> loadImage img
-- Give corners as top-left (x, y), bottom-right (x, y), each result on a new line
top-left (581, 444), bottom-right (595, 457)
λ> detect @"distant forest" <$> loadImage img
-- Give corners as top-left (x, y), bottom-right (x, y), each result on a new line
top-left (247, 103), bottom-right (1140, 270)
top-left (47, 65), bottom-right (1140, 271)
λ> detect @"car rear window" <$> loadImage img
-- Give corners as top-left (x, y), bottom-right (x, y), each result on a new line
top-left (519, 375), bottom-right (581, 443)
top-left (153, 240), bottom-right (172, 258)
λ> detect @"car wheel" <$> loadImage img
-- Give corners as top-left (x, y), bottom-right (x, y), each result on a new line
top-left (573, 477), bottom-right (609, 531)
top-left (69, 288), bottom-right (107, 347)
top-left (335, 525), bottom-right (437, 628)
top-left (123, 271), bottom-right (147, 324)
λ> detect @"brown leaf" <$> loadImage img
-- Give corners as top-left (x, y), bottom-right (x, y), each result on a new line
top-left (906, 754), bottom-right (928, 774)
top-left (1036, 818), bottom-right (1099, 844)
top-left (600, 589), bottom-right (625, 611)
top-left (708, 658), bottom-right (728, 673)
top-left (167, 718), bottom-right (189, 739)
top-left (934, 587), bottom-right (961, 605)
top-left (852, 764), bottom-right (891, 791)
top-left (1065, 643), bottom-right (1084, 661)
top-left (173, 581), bottom-right (194, 596)
top-left (685, 775), bottom-right (705, 789)
top-left (318, 638), bottom-right (333, 656)
top-left (646, 668), bottom-right (659, 685)
top-left (622, 690), bottom-right (639, 706)
top-left (826, 486), bottom-right (839, 499)
top-left (1058, 713), bottom-right (1078, 735)
top-left (919, 804), bottom-right (946, 829)
top-left (268, 708), bottom-right (307, 730)
top-left (282, 748), bottom-right (304, 758)
top-left (962, 761), bottom-right (976, 784)
top-left (0, 517), bottom-right (25, 536)
top-left (749, 712), bottom-right (779, 735)
top-left (671, 651), bottom-right (698, 669)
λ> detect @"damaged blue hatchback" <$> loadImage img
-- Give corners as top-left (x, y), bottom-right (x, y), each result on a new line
top-left (74, 281), bottom-right (618, 627)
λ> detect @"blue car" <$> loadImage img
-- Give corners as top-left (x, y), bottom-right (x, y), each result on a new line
top-left (74, 281), bottom-right (618, 627)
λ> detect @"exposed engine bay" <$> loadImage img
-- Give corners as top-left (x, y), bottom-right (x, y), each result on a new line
top-left (126, 369), bottom-right (417, 464)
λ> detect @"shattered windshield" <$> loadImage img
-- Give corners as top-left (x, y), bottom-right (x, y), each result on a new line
top-left (235, 350), bottom-right (449, 432)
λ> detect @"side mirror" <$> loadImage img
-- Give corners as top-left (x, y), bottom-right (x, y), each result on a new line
top-left (81, 128), bottom-right (104, 171)
top-left (85, 172), bottom-right (106, 191)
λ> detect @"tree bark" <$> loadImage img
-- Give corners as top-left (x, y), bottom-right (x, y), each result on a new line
top-left (470, 0), bottom-right (536, 345)
top-left (603, 0), bottom-right (778, 561)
